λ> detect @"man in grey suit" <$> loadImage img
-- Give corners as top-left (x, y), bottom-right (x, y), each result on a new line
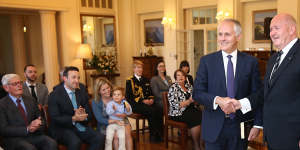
top-left (23, 64), bottom-right (49, 106)
top-left (0, 74), bottom-right (57, 150)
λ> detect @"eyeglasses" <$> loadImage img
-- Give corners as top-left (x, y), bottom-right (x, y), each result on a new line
top-left (8, 81), bottom-right (23, 86)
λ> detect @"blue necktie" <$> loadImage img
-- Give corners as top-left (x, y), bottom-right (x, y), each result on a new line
top-left (227, 55), bottom-right (235, 119)
top-left (70, 92), bottom-right (86, 132)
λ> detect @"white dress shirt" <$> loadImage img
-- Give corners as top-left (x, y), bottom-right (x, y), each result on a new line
top-left (213, 50), bottom-right (238, 109)
top-left (25, 81), bottom-right (37, 95)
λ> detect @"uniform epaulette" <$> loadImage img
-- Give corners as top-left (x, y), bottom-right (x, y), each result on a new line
top-left (127, 76), bottom-right (134, 80)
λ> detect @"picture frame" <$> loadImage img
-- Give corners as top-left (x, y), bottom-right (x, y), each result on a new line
top-left (104, 23), bottom-right (115, 46)
top-left (144, 19), bottom-right (164, 46)
top-left (252, 9), bottom-right (277, 43)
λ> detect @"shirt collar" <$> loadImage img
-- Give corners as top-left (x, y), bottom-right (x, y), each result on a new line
top-left (222, 49), bottom-right (238, 59)
top-left (281, 38), bottom-right (298, 55)
top-left (8, 94), bottom-right (23, 103)
top-left (64, 85), bottom-right (75, 94)
top-left (26, 81), bottom-right (36, 87)
top-left (134, 74), bottom-right (141, 80)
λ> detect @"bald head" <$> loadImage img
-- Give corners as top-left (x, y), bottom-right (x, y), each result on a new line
top-left (270, 13), bottom-right (297, 50)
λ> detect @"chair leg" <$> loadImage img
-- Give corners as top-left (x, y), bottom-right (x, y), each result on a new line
top-left (164, 124), bottom-right (168, 148)
top-left (180, 128), bottom-right (187, 149)
top-left (142, 118), bottom-right (145, 135)
top-left (136, 118), bottom-right (140, 142)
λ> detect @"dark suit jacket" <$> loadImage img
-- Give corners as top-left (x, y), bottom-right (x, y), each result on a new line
top-left (249, 39), bottom-right (300, 149)
top-left (48, 84), bottom-right (91, 139)
top-left (193, 50), bottom-right (262, 143)
top-left (23, 82), bottom-right (49, 106)
top-left (0, 95), bottom-right (43, 148)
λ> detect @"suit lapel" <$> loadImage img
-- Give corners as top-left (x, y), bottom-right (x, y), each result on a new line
top-left (61, 87), bottom-right (75, 109)
top-left (234, 51), bottom-right (244, 97)
top-left (216, 51), bottom-right (227, 92)
top-left (22, 97), bottom-right (32, 122)
top-left (268, 39), bottom-right (300, 89)
top-left (6, 96), bottom-right (29, 125)
top-left (22, 83), bottom-right (30, 96)
top-left (36, 83), bottom-right (41, 101)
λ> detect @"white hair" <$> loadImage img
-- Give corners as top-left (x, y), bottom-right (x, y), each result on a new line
top-left (1, 74), bottom-right (20, 85)
top-left (218, 19), bottom-right (242, 36)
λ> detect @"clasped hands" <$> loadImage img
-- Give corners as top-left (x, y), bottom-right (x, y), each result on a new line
top-left (27, 116), bottom-right (42, 133)
top-left (72, 106), bottom-right (88, 122)
top-left (215, 97), bottom-right (241, 114)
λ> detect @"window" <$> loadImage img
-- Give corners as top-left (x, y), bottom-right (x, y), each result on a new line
top-left (192, 8), bottom-right (217, 25)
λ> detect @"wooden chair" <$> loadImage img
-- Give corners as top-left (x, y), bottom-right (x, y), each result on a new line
top-left (162, 92), bottom-right (188, 148)
top-left (42, 105), bottom-right (88, 150)
top-left (128, 113), bottom-right (148, 142)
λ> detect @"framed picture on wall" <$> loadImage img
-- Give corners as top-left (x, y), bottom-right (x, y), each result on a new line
top-left (104, 23), bottom-right (115, 46)
top-left (144, 19), bottom-right (164, 46)
top-left (252, 9), bottom-right (277, 43)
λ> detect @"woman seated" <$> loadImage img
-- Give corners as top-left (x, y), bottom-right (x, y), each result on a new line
top-left (150, 60), bottom-right (172, 110)
top-left (179, 60), bottom-right (193, 86)
top-left (92, 77), bottom-right (133, 150)
top-left (168, 69), bottom-right (202, 150)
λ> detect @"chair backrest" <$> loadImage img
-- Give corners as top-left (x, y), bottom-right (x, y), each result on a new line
top-left (162, 92), bottom-right (169, 120)
top-left (43, 105), bottom-right (50, 127)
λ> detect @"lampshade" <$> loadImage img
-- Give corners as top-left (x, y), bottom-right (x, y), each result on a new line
top-left (77, 44), bottom-right (92, 59)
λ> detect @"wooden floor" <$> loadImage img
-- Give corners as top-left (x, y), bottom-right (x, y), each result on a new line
top-left (134, 129), bottom-right (265, 150)
top-left (134, 131), bottom-right (193, 150)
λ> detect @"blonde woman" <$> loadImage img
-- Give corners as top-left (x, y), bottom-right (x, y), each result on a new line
top-left (92, 78), bottom-right (133, 150)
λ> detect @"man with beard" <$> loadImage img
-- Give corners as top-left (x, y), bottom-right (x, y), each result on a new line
top-left (23, 64), bottom-right (49, 106)
top-left (48, 66), bottom-right (103, 150)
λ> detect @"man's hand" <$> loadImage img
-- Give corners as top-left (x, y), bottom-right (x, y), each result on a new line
top-left (72, 108), bottom-right (88, 121)
top-left (227, 99), bottom-right (242, 110)
top-left (27, 117), bottom-right (42, 133)
top-left (248, 127), bottom-right (260, 141)
top-left (216, 97), bottom-right (235, 114)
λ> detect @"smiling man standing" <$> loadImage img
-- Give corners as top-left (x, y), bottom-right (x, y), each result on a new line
top-left (192, 19), bottom-right (262, 150)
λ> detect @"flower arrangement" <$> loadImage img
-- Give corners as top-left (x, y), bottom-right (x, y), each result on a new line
top-left (88, 54), bottom-right (118, 75)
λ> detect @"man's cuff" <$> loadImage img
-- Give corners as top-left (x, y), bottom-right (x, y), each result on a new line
top-left (253, 125), bottom-right (263, 129)
top-left (213, 96), bottom-right (219, 110)
top-left (239, 98), bottom-right (252, 114)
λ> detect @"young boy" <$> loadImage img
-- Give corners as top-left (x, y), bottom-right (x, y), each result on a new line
top-left (105, 87), bottom-right (132, 150)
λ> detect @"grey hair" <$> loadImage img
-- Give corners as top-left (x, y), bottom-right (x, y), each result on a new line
top-left (219, 19), bottom-right (242, 36)
top-left (1, 74), bottom-right (20, 85)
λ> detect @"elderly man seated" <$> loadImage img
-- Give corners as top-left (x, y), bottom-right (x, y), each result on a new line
top-left (0, 74), bottom-right (57, 150)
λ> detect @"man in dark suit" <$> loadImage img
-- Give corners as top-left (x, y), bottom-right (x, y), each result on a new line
top-left (48, 66), bottom-right (103, 150)
top-left (125, 60), bottom-right (163, 143)
top-left (231, 14), bottom-right (300, 150)
top-left (23, 64), bottom-right (49, 106)
top-left (192, 19), bottom-right (262, 150)
top-left (0, 74), bottom-right (57, 150)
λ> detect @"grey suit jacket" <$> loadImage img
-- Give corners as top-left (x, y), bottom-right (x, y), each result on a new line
top-left (0, 95), bottom-right (43, 143)
top-left (150, 75), bottom-right (172, 107)
top-left (23, 82), bottom-right (49, 106)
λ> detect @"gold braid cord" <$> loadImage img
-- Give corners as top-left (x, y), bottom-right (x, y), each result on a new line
top-left (130, 78), bottom-right (144, 102)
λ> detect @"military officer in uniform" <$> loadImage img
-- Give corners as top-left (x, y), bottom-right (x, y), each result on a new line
top-left (125, 60), bottom-right (163, 143)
